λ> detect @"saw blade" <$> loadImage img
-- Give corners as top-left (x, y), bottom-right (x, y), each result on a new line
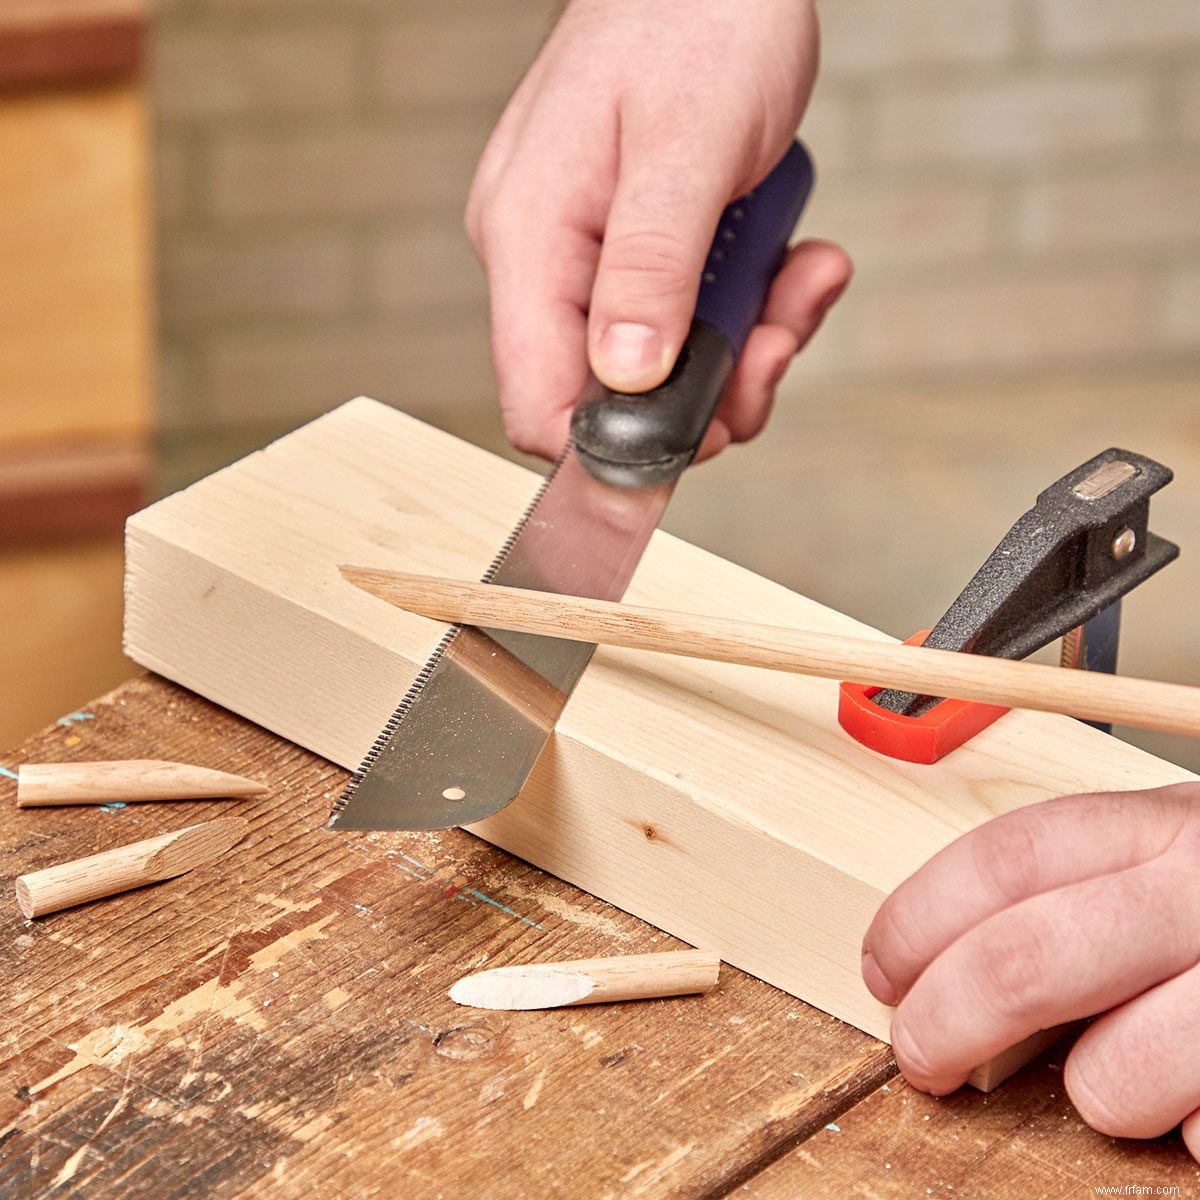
top-left (328, 446), bottom-right (675, 830)
top-left (328, 140), bottom-right (814, 832)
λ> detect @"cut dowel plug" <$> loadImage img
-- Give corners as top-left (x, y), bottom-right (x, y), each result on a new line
top-left (450, 949), bottom-right (721, 1010)
top-left (15, 816), bottom-right (250, 918)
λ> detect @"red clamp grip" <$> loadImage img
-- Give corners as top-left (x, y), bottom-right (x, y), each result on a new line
top-left (838, 631), bottom-right (1010, 764)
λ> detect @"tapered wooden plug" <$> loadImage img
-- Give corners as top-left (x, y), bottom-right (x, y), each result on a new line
top-left (15, 816), bottom-right (250, 918)
top-left (449, 949), bottom-right (721, 1010)
top-left (16, 760), bottom-right (268, 807)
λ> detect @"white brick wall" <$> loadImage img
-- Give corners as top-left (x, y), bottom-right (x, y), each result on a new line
top-left (802, 179), bottom-right (998, 268)
top-left (1015, 166), bottom-right (1200, 252)
top-left (1036, 0), bottom-right (1200, 55)
top-left (206, 314), bottom-right (495, 425)
top-left (372, 11), bottom-right (552, 107)
top-left (152, 0), bottom-right (1200, 451)
top-left (1179, 69), bottom-right (1200, 139)
top-left (857, 266), bottom-right (1154, 372)
top-left (818, 0), bottom-right (1019, 76)
top-left (1164, 265), bottom-right (1200, 343)
top-left (155, 27), bottom-right (357, 119)
top-left (874, 75), bottom-right (1155, 166)
top-left (209, 124), bottom-right (488, 219)
top-left (367, 222), bottom-right (486, 312)
top-left (162, 233), bottom-right (356, 322)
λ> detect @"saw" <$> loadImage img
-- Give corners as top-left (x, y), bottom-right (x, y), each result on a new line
top-left (328, 140), bottom-right (814, 831)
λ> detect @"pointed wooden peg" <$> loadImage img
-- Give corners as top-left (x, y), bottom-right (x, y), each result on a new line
top-left (449, 949), bottom-right (721, 1011)
top-left (15, 760), bottom-right (269, 807)
top-left (15, 816), bottom-right (250, 918)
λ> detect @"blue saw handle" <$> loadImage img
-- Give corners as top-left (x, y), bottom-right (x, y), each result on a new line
top-left (570, 140), bottom-right (814, 488)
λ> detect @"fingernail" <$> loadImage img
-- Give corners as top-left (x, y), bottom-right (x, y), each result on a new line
top-left (862, 950), bottom-right (898, 1006)
top-left (598, 322), bottom-right (663, 388)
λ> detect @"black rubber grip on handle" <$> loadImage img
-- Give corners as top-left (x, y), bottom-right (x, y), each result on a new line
top-left (569, 321), bottom-right (732, 489)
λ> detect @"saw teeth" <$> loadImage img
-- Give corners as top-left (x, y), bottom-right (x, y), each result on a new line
top-left (481, 450), bottom-right (564, 584)
top-left (327, 452), bottom-right (568, 826)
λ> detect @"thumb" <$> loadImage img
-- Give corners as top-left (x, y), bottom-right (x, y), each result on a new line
top-left (588, 156), bottom-right (731, 393)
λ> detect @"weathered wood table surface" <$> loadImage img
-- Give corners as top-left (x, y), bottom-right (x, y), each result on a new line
top-left (2, 676), bottom-right (1197, 1198)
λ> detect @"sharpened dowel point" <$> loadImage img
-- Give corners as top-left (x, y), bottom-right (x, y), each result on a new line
top-left (15, 816), bottom-right (250, 919)
top-left (449, 949), bottom-right (721, 1010)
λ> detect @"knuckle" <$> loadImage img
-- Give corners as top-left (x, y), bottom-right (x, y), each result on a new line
top-left (469, 186), bottom-right (521, 258)
top-left (501, 416), bottom-right (541, 457)
top-left (972, 814), bottom-right (1044, 905)
top-left (509, 432), bottom-right (541, 456)
top-left (974, 912), bottom-right (1056, 1020)
top-left (600, 229), bottom-right (694, 298)
top-left (473, 206), bottom-right (505, 255)
top-left (870, 896), bottom-right (928, 981)
top-left (1166, 782), bottom-right (1200, 848)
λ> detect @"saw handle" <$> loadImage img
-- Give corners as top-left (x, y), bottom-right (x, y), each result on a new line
top-left (570, 140), bottom-right (814, 489)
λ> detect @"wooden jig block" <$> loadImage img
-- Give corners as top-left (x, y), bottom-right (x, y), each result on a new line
top-left (122, 399), bottom-right (1198, 1089)
top-left (15, 816), bottom-right (249, 918)
top-left (450, 949), bottom-right (721, 1010)
top-left (16, 759), bottom-right (268, 807)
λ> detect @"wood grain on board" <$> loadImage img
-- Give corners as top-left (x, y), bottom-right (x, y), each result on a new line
top-left (123, 399), bottom-right (1196, 1072)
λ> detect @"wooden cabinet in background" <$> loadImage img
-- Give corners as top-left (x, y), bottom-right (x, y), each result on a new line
top-left (0, 0), bottom-right (150, 750)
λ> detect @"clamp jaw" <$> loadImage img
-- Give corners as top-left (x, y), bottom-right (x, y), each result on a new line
top-left (840, 448), bottom-right (1179, 763)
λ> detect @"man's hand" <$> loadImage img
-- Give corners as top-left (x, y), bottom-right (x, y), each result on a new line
top-left (862, 783), bottom-right (1200, 1156)
top-left (466, 0), bottom-right (851, 459)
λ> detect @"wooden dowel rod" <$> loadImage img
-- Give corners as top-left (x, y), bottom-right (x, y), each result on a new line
top-left (15, 816), bottom-right (249, 918)
top-left (449, 949), bottom-right (721, 1010)
top-left (16, 760), bottom-right (268, 807)
top-left (342, 566), bottom-right (1200, 740)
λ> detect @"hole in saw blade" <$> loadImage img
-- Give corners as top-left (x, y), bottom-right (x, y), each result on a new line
top-left (442, 786), bottom-right (467, 801)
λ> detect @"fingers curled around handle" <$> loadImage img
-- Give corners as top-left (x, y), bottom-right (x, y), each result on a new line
top-left (709, 239), bottom-right (852, 449)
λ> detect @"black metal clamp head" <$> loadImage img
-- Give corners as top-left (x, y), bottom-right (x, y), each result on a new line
top-left (874, 448), bottom-right (1179, 719)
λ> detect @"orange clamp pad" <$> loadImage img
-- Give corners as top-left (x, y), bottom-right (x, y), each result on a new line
top-left (838, 631), bottom-right (1010, 764)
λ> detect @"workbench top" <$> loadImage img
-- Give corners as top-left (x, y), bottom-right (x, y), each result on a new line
top-left (2, 675), bottom-right (1197, 1198)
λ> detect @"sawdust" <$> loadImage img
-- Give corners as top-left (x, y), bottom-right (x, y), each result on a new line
top-left (501, 877), bottom-right (634, 943)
